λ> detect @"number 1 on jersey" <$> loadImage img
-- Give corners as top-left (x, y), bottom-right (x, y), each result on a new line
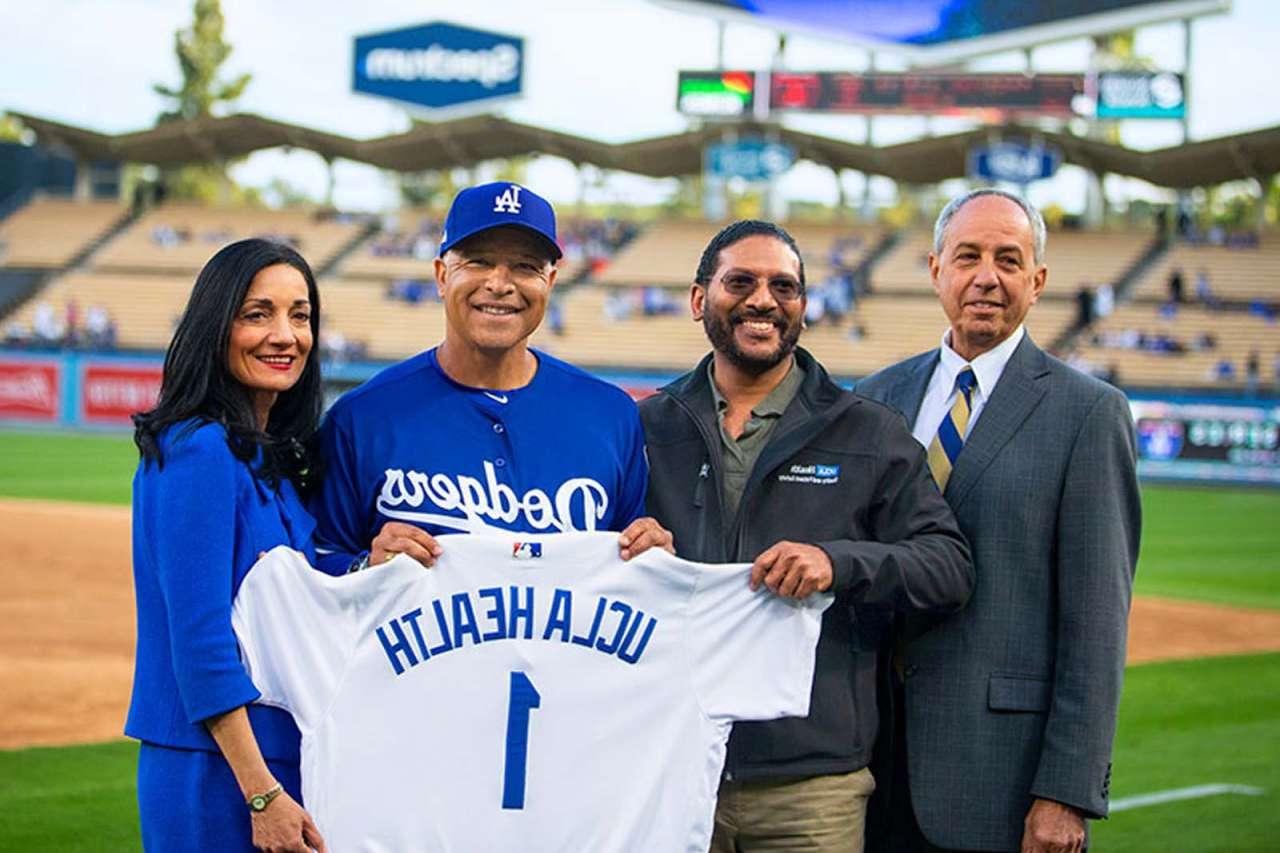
top-left (502, 671), bottom-right (541, 809)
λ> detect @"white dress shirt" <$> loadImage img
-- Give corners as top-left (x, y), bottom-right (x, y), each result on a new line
top-left (911, 325), bottom-right (1026, 449)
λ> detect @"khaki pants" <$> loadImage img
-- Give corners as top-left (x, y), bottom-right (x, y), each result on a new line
top-left (709, 767), bottom-right (876, 853)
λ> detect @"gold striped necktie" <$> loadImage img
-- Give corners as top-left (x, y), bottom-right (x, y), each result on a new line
top-left (927, 367), bottom-right (977, 490)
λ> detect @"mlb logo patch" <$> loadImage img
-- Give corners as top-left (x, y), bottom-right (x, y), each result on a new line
top-left (512, 542), bottom-right (543, 560)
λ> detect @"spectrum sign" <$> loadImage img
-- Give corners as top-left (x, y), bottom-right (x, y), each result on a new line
top-left (353, 21), bottom-right (524, 112)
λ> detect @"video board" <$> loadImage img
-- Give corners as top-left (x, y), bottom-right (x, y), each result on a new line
top-left (1131, 398), bottom-right (1280, 485)
top-left (769, 72), bottom-right (1083, 116)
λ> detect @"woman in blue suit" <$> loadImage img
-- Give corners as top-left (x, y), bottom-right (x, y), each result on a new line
top-left (128, 239), bottom-right (328, 852)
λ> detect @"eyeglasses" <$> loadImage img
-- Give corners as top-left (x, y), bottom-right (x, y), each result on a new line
top-left (718, 272), bottom-right (804, 302)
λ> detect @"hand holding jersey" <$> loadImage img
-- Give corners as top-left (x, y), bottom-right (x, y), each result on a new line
top-left (234, 533), bottom-right (831, 851)
top-left (369, 521), bottom-right (444, 568)
top-left (749, 540), bottom-right (834, 599)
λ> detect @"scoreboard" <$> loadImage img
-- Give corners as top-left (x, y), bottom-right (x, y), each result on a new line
top-left (1131, 398), bottom-right (1280, 485)
top-left (769, 72), bottom-right (1083, 116)
top-left (679, 70), bottom-right (1085, 118)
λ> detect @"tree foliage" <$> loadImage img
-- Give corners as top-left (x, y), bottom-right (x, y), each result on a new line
top-left (152, 0), bottom-right (253, 203)
top-left (0, 113), bottom-right (29, 144)
top-left (153, 0), bottom-right (251, 123)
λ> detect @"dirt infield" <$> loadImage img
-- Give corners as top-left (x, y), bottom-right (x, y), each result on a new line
top-left (2, 497), bottom-right (1279, 750)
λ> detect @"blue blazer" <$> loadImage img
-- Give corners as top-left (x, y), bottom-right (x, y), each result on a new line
top-left (125, 419), bottom-right (317, 762)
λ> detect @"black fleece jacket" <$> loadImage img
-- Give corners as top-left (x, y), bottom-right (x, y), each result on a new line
top-left (640, 348), bottom-right (974, 781)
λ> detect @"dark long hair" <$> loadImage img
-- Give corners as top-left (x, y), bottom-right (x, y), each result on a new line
top-left (133, 238), bottom-right (323, 490)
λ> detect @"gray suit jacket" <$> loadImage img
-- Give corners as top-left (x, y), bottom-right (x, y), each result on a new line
top-left (858, 335), bottom-right (1140, 852)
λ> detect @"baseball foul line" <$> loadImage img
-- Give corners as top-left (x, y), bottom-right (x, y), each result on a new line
top-left (1110, 783), bottom-right (1265, 812)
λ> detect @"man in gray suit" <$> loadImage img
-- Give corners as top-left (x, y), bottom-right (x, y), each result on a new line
top-left (858, 189), bottom-right (1141, 853)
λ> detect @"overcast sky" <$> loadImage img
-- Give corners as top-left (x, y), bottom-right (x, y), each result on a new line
top-left (2, 0), bottom-right (1277, 211)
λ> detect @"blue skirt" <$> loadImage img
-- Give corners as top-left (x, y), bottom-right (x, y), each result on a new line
top-left (137, 743), bottom-right (303, 852)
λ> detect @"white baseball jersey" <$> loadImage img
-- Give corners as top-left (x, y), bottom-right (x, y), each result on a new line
top-left (232, 532), bottom-right (829, 852)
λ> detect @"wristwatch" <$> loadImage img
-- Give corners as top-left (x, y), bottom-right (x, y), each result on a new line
top-left (247, 783), bottom-right (283, 813)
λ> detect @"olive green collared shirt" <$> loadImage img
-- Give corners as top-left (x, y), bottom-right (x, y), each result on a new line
top-left (709, 358), bottom-right (806, 518)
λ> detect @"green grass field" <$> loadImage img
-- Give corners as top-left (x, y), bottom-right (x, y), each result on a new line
top-left (0, 430), bottom-right (136, 505)
top-left (0, 429), bottom-right (1277, 851)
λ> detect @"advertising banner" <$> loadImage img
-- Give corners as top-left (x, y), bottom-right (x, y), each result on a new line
top-left (80, 363), bottom-right (162, 425)
top-left (705, 139), bottom-right (796, 181)
top-left (1131, 398), bottom-right (1280, 485)
top-left (656, 1), bottom-right (1231, 65)
top-left (353, 21), bottom-right (523, 112)
top-left (968, 141), bottom-right (1062, 184)
top-left (770, 72), bottom-right (1083, 117)
top-left (677, 71), bottom-right (757, 117)
top-left (1095, 71), bottom-right (1186, 119)
top-left (0, 360), bottom-right (60, 422)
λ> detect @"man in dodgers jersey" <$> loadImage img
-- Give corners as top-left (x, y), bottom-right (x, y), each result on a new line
top-left (311, 182), bottom-right (671, 575)
top-left (233, 533), bottom-right (831, 851)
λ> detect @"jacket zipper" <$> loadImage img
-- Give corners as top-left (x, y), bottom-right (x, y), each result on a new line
top-left (666, 393), bottom-right (729, 564)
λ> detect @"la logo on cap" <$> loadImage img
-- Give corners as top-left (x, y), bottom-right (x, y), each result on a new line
top-left (494, 185), bottom-right (522, 214)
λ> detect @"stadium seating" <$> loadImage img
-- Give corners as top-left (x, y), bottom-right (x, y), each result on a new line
top-left (0, 199), bottom-right (126, 268)
top-left (339, 210), bottom-right (439, 281)
top-left (1129, 237), bottom-right (1280, 302)
top-left (319, 279), bottom-right (445, 361)
top-left (1077, 302), bottom-right (1277, 388)
top-left (1, 203), bottom-right (1265, 391)
top-left (870, 228), bottom-right (1153, 295)
top-left (527, 286), bottom-right (1076, 377)
top-left (596, 220), bottom-right (882, 287)
top-left (5, 272), bottom-right (191, 349)
top-left (93, 204), bottom-right (362, 273)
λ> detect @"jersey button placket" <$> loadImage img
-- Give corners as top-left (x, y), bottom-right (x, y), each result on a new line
top-left (492, 418), bottom-right (512, 472)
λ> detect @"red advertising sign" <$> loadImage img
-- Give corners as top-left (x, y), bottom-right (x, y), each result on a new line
top-left (81, 364), bottom-right (162, 424)
top-left (0, 361), bottom-right (61, 421)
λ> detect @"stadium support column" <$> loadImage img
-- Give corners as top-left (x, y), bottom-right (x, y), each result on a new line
top-left (1181, 17), bottom-right (1192, 145)
top-left (1259, 174), bottom-right (1274, 232)
top-left (576, 164), bottom-right (588, 218)
top-left (835, 168), bottom-right (849, 222)
top-left (1083, 169), bottom-right (1105, 229)
top-left (73, 159), bottom-right (91, 202)
top-left (860, 50), bottom-right (877, 220)
top-left (324, 157), bottom-right (336, 207)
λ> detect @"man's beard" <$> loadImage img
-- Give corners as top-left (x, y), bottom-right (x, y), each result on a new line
top-left (702, 308), bottom-right (802, 375)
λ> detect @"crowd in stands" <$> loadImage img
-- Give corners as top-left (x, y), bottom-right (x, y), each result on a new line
top-left (369, 215), bottom-right (441, 259)
top-left (1089, 327), bottom-right (1219, 355)
top-left (1159, 204), bottom-right (1263, 248)
top-left (318, 330), bottom-right (369, 366)
top-left (151, 224), bottom-right (303, 250)
top-left (806, 273), bottom-right (867, 340)
top-left (386, 278), bottom-right (435, 304)
top-left (4, 299), bottom-right (117, 349)
top-left (559, 219), bottom-right (638, 278)
top-left (603, 286), bottom-right (680, 322)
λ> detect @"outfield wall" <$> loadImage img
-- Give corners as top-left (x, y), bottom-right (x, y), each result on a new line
top-left (2, 350), bottom-right (1277, 485)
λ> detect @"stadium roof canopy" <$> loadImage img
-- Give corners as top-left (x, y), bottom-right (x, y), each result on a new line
top-left (13, 110), bottom-right (1279, 189)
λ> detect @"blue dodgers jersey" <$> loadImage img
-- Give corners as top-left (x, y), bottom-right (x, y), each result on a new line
top-left (311, 348), bottom-right (648, 573)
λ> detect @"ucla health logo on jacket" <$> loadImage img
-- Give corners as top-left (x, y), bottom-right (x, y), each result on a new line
top-left (376, 461), bottom-right (608, 532)
top-left (777, 463), bottom-right (841, 485)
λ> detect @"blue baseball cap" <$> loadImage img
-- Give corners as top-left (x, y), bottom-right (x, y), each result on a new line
top-left (438, 182), bottom-right (561, 261)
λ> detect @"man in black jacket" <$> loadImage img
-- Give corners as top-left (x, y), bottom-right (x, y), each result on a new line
top-left (640, 220), bottom-right (974, 852)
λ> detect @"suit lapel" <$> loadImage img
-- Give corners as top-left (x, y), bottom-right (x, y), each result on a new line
top-left (892, 350), bottom-right (939, 426)
top-left (945, 336), bottom-right (1051, 509)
